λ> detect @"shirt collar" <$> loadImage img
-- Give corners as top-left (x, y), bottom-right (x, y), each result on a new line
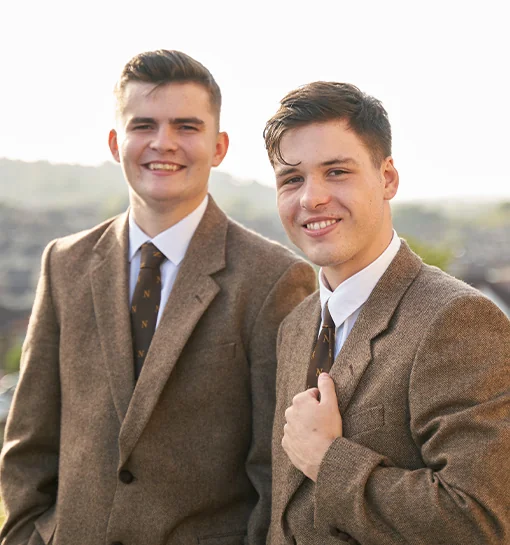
top-left (319, 230), bottom-right (401, 326)
top-left (128, 195), bottom-right (209, 265)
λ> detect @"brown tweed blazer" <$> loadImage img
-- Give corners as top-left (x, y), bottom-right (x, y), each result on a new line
top-left (269, 242), bottom-right (510, 545)
top-left (0, 197), bottom-right (317, 545)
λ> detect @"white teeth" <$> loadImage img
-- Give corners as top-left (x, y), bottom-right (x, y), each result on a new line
top-left (306, 219), bottom-right (338, 231)
top-left (147, 163), bottom-right (180, 171)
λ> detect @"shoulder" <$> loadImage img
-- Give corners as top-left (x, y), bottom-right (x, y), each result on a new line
top-left (403, 262), bottom-right (510, 356)
top-left (43, 214), bottom-right (124, 269)
top-left (225, 215), bottom-right (315, 280)
top-left (412, 261), bottom-right (500, 310)
top-left (392, 241), bottom-right (502, 317)
top-left (226, 216), bottom-right (301, 263)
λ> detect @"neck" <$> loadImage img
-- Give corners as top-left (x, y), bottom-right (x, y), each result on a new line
top-left (129, 193), bottom-right (206, 238)
top-left (323, 226), bottom-right (394, 291)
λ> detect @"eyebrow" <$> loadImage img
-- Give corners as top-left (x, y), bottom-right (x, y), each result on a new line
top-left (275, 157), bottom-right (359, 178)
top-left (128, 116), bottom-right (205, 125)
top-left (170, 117), bottom-right (205, 125)
top-left (275, 165), bottom-right (300, 178)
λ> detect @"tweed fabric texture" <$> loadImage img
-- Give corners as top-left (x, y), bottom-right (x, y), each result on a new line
top-left (269, 242), bottom-right (510, 545)
top-left (0, 197), bottom-right (317, 545)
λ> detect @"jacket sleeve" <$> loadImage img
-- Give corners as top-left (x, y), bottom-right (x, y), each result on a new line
top-left (0, 241), bottom-right (60, 545)
top-left (245, 260), bottom-right (316, 545)
top-left (313, 294), bottom-right (510, 545)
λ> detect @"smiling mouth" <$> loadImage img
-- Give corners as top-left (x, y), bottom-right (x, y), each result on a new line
top-left (305, 219), bottom-right (339, 231)
top-left (145, 162), bottom-right (184, 172)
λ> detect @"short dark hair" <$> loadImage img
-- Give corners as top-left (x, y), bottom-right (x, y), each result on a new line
top-left (264, 81), bottom-right (391, 167)
top-left (114, 49), bottom-right (222, 120)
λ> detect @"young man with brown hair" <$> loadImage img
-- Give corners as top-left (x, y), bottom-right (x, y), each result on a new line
top-left (264, 81), bottom-right (510, 545)
top-left (0, 50), bottom-right (316, 545)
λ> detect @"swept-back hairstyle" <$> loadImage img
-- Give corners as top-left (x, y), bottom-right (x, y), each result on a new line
top-left (264, 81), bottom-right (391, 166)
top-left (114, 49), bottom-right (222, 120)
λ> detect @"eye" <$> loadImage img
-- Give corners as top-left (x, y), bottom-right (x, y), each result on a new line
top-left (285, 176), bottom-right (304, 185)
top-left (329, 169), bottom-right (348, 177)
top-left (132, 124), bottom-right (152, 131)
top-left (179, 125), bottom-right (199, 131)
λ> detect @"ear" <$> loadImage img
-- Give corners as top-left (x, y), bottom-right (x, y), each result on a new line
top-left (382, 157), bottom-right (399, 201)
top-left (212, 131), bottom-right (229, 167)
top-left (108, 129), bottom-right (120, 163)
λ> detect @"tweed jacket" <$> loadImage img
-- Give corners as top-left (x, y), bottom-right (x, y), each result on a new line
top-left (0, 197), bottom-right (317, 545)
top-left (269, 242), bottom-right (510, 545)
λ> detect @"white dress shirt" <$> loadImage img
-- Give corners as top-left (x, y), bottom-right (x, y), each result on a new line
top-left (319, 231), bottom-right (401, 358)
top-left (128, 195), bottom-right (208, 327)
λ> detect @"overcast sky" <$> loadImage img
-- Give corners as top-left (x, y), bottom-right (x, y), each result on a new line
top-left (1, 0), bottom-right (508, 202)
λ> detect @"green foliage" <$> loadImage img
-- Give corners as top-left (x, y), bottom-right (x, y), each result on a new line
top-left (4, 343), bottom-right (22, 374)
top-left (404, 236), bottom-right (452, 271)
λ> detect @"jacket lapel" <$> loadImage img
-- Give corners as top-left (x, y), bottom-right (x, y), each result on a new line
top-left (280, 241), bottom-right (423, 516)
top-left (90, 213), bottom-right (133, 424)
top-left (278, 295), bottom-right (322, 516)
top-left (329, 241), bottom-right (422, 413)
top-left (118, 197), bottom-right (227, 464)
top-left (286, 295), bottom-right (322, 402)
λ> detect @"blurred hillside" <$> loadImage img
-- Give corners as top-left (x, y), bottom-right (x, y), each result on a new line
top-left (1, 158), bottom-right (509, 360)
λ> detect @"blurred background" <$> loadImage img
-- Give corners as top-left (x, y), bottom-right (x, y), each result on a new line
top-left (0, 0), bottom-right (509, 448)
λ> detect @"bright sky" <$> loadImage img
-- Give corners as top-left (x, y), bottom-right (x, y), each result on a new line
top-left (1, 0), bottom-right (508, 202)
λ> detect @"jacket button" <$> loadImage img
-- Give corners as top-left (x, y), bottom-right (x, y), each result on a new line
top-left (119, 469), bottom-right (134, 484)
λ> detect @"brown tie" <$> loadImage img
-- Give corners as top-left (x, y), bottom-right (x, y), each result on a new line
top-left (131, 242), bottom-right (166, 379)
top-left (306, 301), bottom-right (336, 389)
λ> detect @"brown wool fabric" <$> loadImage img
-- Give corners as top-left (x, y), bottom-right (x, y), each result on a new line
top-left (306, 301), bottom-right (335, 389)
top-left (131, 242), bottom-right (166, 379)
top-left (269, 242), bottom-right (510, 545)
top-left (0, 198), bottom-right (318, 545)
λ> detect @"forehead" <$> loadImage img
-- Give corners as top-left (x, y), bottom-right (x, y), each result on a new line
top-left (117, 81), bottom-right (215, 120)
top-left (276, 120), bottom-right (371, 170)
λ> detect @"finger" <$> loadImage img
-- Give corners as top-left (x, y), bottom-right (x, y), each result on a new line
top-left (306, 387), bottom-right (320, 400)
top-left (292, 391), bottom-right (310, 405)
top-left (318, 373), bottom-right (337, 405)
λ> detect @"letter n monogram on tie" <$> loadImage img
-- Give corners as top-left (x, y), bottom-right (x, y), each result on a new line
top-left (131, 242), bottom-right (166, 379)
top-left (306, 301), bottom-right (336, 389)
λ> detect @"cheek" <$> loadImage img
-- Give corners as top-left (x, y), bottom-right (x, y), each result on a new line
top-left (183, 138), bottom-right (212, 161)
top-left (121, 138), bottom-right (140, 160)
top-left (277, 195), bottom-right (294, 223)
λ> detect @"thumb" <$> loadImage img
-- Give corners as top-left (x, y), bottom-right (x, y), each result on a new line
top-left (318, 373), bottom-right (337, 405)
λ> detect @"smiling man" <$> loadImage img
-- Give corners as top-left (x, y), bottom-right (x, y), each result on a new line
top-left (264, 82), bottom-right (510, 544)
top-left (0, 50), bottom-right (316, 545)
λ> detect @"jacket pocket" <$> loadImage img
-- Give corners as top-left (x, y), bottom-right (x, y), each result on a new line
top-left (185, 342), bottom-right (237, 361)
top-left (33, 505), bottom-right (57, 545)
top-left (343, 405), bottom-right (385, 437)
top-left (198, 530), bottom-right (246, 545)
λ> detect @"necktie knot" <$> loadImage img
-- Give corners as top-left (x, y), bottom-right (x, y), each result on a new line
top-left (140, 242), bottom-right (166, 269)
top-left (322, 300), bottom-right (335, 329)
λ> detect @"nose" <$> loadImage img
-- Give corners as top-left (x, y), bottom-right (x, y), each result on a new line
top-left (299, 177), bottom-right (331, 210)
top-left (150, 125), bottom-right (178, 153)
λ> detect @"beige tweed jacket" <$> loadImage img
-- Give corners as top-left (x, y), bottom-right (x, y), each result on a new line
top-left (0, 197), bottom-right (317, 545)
top-left (269, 242), bottom-right (510, 545)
